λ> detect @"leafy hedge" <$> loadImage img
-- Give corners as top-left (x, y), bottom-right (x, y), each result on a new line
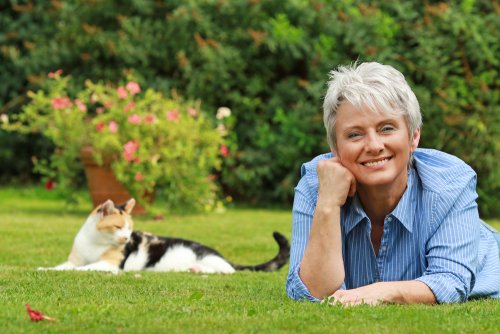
top-left (1, 0), bottom-right (498, 216)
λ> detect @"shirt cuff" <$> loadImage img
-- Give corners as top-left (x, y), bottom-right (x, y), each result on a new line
top-left (286, 266), bottom-right (321, 302)
top-left (416, 273), bottom-right (469, 303)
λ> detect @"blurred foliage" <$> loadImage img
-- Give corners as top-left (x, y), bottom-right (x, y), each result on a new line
top-left (3, 73), bottom-right (226, 212)
top-left (0, 0), bottom-right (498, 216)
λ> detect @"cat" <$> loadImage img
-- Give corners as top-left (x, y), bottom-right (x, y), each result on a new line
top-left (38, 198), bottom-right (290, 274)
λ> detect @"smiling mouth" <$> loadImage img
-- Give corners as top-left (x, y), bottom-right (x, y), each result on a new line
top-left (362, 158), bottom-right (390, 167)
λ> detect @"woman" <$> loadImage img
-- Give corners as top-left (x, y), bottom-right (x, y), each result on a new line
top-left (286, 62), bottom-right (500, 305)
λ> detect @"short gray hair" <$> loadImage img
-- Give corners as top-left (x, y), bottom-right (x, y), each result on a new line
top-left (323, 62), bottom-right (422, 150)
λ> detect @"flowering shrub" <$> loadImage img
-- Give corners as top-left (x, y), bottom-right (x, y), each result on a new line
top-left (5, 71), bottom-right (230, 212)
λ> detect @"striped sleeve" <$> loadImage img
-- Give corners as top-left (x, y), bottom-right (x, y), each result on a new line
top-left (286, 177), bottom-right (321, 302)
top-left (416, 175), bottom-right (480, 303)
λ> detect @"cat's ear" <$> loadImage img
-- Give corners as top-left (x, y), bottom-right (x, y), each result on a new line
top-left (124, 198), bottom-right (136, 214)
top-left (100, 199), bottom-right (115, 217)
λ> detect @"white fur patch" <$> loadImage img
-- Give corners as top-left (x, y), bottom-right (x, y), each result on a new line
top-left (199, 255), bottom-right (235, 274)
top-left (122, 243), bottom-right (150, 271)
top-left (152, 245), bottom-right (198, 272)
top-left (123, 244), bottom-right (235, 273)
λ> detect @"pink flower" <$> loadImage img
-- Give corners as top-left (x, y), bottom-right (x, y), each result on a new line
top-left (144, 114), bottom-right (157, 124)
top-left (219, 144), bottom-right (229, 157)
top-left (166, 109), bottom-right (180, 122)
top-left (187, 107), bottom-right (198, 117)
top-left (95, 122), bottom-right (105, 132)
top-left (126, 82), bottom-right (141, 95)
top-left (124, 101), bottom-right (136, 113)
top-left (96, 107), bottom-right (105, 114)
top-left (117, 86), bottom-right (128, 99)
top-left (74, 99), bottom-right (87, 112)
top-left (123, 140), bottom-right (139, 162)
top-left (109, 121), bottom-right (118, 133)
top-left (47, 69), bottom-right (63, 79)
top-left (134, 172), bottom-right (144, 181)
top-left (128, 114), bottom-right (142, 124)
top-left (104, 101), bottom-right (113, 108)
top-left (51, 96), bottom-right (72, 110)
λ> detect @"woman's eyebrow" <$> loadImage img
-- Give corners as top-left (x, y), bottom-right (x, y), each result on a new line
top-left (341, 118), bottom-right (399, 130)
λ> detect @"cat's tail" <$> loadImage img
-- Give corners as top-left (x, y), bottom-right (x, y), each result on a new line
top-left (231, 232), bottom-right (290, 272)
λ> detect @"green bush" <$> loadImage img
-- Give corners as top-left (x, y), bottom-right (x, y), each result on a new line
top-left (0, 0), bottom-right (498, 216)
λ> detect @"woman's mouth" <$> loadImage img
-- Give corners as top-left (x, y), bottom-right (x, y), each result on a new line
top-left (361, 158), bottom-right (390, 167)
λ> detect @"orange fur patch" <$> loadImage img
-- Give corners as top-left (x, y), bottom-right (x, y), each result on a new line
top-left (100, 246), bottom-right (125, 266)
top-left (96, 214), bottom-right (128, 233)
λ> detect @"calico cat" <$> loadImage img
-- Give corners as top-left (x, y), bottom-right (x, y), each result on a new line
top-left (39, 199), bottom-right (290, 274)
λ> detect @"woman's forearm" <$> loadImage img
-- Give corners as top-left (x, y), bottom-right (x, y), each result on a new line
top-left (378, 280), bottom-right (436, 304)
top-left (299, 205), bottom-right (345, 299)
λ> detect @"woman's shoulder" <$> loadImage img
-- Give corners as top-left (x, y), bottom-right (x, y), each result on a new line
top-left (300, 152), bottom-right (333, 177)
top-left (413, 148), bottom-right (477, 193)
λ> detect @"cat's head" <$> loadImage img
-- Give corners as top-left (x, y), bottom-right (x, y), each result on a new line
top-left (90, 198), bottom-right (136, 245)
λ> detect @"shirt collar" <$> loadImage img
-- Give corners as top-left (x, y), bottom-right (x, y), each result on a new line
top-left (342, 168), bottom-right (417, 234)
top-left (389, 168), bottom-right (417, 233)
top-left (342, 195), bottom-right (367, 235)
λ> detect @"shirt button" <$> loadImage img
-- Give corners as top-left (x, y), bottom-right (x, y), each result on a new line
top-left (387, 217), bottom-right (393, 222)
top-left (381, 245), bottom-right (387, 252)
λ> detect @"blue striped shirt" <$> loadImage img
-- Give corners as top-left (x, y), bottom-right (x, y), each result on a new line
top-left (287, 148), bottom-right (500, 303)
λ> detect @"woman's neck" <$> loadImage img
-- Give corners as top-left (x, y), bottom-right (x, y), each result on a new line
top-left (356, 174), bottom-right (408, 226)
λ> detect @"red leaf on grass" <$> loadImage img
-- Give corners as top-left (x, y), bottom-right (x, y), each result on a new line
top-left (25, 304), bottom-right (56, 322)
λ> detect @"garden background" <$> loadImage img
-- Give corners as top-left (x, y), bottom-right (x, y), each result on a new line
top-left (0, 1), bottom-right (499, 332)
top-left (0, 0), bottom-right (498, 216)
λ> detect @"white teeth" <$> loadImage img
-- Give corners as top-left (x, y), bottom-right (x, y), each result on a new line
top-left (363, 158), bottom-right (388, 167)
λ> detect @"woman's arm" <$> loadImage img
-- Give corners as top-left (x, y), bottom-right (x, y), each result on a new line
top-left (299, 204), bottom-right (344, 298)
top-left (299, 157), bottom-right (356, 299)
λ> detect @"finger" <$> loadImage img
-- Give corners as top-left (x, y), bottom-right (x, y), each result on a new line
top-left (325, 292), bottom-right (342, 305)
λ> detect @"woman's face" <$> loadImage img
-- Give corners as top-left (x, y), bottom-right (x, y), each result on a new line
top-left (333, 101), bottom-right (420, 190)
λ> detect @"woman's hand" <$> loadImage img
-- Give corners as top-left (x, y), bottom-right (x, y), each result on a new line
top-left (316, 157), bottom-right (356, 208)
top-left (323, 281), bottom-right (436, 306)
top-left (324, 285), bottom-right (383, 306)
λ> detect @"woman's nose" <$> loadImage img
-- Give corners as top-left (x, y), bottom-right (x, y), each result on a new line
top-left (365, 133), bottom-right (384, 153)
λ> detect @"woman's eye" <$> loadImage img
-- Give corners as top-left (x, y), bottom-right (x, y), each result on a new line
top-left (348, 132), bottom-right (361, 139)
top-left (381, 126), bottom-right (395, 132)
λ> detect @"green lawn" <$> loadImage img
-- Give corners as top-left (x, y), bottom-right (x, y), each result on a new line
top-left (0, 186), bottom-right (498, 333)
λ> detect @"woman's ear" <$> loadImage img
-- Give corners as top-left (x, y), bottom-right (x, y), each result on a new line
top-left (410, 128), bottom-right (421, 153)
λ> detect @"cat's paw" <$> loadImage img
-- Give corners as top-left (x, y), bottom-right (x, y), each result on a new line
top-left (189, 265), bottom-right (202, 273)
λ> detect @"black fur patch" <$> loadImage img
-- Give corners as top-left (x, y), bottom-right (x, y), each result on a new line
top-left (144, 234), bottom-right (222, 268)
top-left (114, 202), bottom-right (127, 213)
top-left (120, 231), bottom-right (290, 272)
top-left (119, 231), bottom-right (142, 269)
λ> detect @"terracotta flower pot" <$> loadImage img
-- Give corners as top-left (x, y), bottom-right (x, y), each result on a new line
top-left (80, 147), bottom-right (149, 214)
